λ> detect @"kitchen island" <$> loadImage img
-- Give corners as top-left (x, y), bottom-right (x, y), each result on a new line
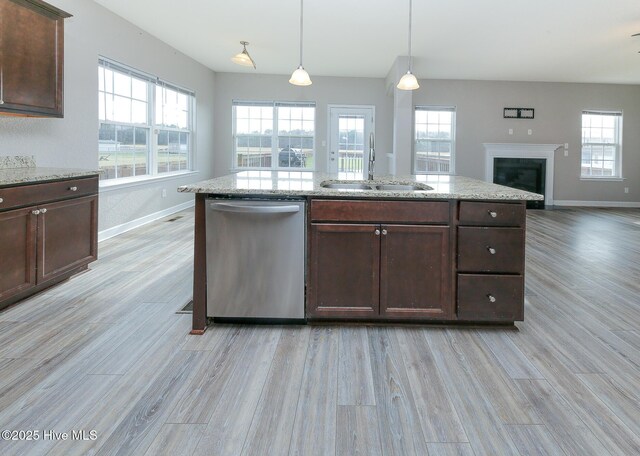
top-left (179, 172), bottom-right (543, 334)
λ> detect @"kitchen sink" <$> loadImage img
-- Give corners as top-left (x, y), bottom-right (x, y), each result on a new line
top-left (321, 182), bottom-right (373, 190)
top-left (374, 184), bottom-right (432, 191)
top-left (320, 180), bottom-right (433, 191)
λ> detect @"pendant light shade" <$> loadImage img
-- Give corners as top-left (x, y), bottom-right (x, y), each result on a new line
top-left (231, 41), bottom-right (256, 69)
top-left (397, 0), bottom-right (419, 90)
top-left (397, 71), bottom-right (419, 90)
top-left (290, 0), bottom-right (312, 86)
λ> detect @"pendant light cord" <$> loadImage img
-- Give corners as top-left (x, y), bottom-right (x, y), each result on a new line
top-left (408, 0), bottom-right (413, 72)
top-left (299, 0), bottom-right (304, 66)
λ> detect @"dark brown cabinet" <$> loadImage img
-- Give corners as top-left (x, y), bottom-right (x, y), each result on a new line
top-left (456, 201), bottom-right (526, 322)
top-left (0, 0), bottom-right (71, 117)
top-left (0, 176), bottom-right (98, 310)
top-left (307, 200), bottom-right (453, 321)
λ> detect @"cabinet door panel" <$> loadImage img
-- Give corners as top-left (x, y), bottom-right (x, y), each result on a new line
top-left (0, 207), bottom-right (37, 303)
top-left (0, 0), bottom-right (67, 116)
top-left (380, 225), bottom-right (451, 318)
top-left (37, 195), bottom-right (97, 283)
top-left (308, 223), bottom-right (380, 318)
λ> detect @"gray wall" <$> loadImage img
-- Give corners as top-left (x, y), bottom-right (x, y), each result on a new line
top-left (413, 80), bottom-right (640, 203)
top-left (213, 72), bottom-right (393, 176)
top-left (0, 0), bottom-right (216, 232)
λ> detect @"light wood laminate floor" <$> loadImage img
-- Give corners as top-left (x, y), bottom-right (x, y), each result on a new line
top-left (1, 207), bottom-right (639, 455)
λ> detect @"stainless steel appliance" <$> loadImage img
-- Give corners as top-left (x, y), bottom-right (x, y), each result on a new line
top-left (205, 198), bottom-right (306, 321)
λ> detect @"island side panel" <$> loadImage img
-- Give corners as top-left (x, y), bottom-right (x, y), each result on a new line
top-left (191, 193), bottom-right (207, 334)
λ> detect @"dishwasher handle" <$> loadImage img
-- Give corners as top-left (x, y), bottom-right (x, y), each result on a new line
top-left (209, 202), bottom-right (301, 214)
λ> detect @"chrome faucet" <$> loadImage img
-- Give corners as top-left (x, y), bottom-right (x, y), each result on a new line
top-left (368, 132), bottom-right (375, 180)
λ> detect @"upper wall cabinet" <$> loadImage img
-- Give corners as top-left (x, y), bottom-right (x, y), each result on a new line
top-left (0, 0), bottom-right (71, 117)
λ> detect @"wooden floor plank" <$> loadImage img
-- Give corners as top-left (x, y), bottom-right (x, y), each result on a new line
top-left (337, 326), bottom-right (376, 406)
top-left (427, 443), bottom-right (476, 456)
top-left (397, 328), bottom-right (468, 443)
top-left (240, 326), bottom-right (310, 456)
top-left (424, 329), bottom-right (521, 456)
top-left (143, 423), bottom-right (206, 456)
top-left (505, 424), bottom-right (567, 456)
top-left (336, 405), bottom-right (383, 456)
top-left (368, 327), bottom-right (430, 456)
top-left (289, 326), bottom-right (339, 456)
top-left (195, 326), bottom-right (282, 456)
top-left (478, 330), bottom-right (544, 380)
top-left (515, 379), bottom-right (611, 456)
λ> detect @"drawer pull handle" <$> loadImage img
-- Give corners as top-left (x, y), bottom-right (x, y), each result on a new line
top-left (40, 208), bottom-right (47, 214)
top-left (382, 229), bottom-right (388, 235)
top-left (488, 210), bottom-right (497, 218)
top-left (0, 197), bottom-right (3, 204)
top-left (487, 246), bottom-right (496, 255)
top-left (32, 209), bottom-right (40, 215)
top-left (487, 294), bottom-right (496, 303)
top-left (375, 229), bottom-right (381, 236)
top-left (69, 186), bottom-right (78, 191)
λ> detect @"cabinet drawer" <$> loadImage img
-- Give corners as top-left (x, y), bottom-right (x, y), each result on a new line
top-left (458, 227), bottom-right (524, 273)
top-left (459, 201), bottom-right (525, 227)
top-left (457, 274), bottom-right (524, 321)
top-left (310, 199), bottom-right (449, 224)
top-left (0, 176), bottom-right (98, 211)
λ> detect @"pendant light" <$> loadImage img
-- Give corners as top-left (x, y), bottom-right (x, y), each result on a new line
top-left (289, 0), bottom-right (312, 86)
top-left (231, 41), bottom-right (256, 69)
top-left (397, 0), bottom-right (419, 90)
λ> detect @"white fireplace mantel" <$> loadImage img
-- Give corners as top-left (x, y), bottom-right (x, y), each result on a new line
top-left (483, 143), bottom-right (562, 205)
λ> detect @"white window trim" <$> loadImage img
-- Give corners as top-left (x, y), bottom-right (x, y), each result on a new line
top-left (580, 109), bottom-right (623, 179)
top-left (98, 57), bottom-right (197, 183)
top-left (413, 105), bottom-right (456, 175)
top-left (231, 100), bottom-right (316, 172)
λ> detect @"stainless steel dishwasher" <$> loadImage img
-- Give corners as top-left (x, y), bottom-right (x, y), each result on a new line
top-left (205, 198), bottom-right (306, 321)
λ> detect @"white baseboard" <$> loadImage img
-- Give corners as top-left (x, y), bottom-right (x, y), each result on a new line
top-left (98, 200), bottom-right (195, 242)
top-left (553, 200), bottom-right (640, 208)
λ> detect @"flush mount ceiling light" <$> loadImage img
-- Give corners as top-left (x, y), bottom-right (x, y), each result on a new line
top-left (289, 0), bottom-right (312, 86)
top-left (231, 41), bottom-right (256, 69)
top-left (397, 0), bottom-right (419, 90)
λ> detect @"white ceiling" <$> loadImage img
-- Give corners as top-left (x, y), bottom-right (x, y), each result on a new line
top-left (94, 0), bottom-right (640, 84)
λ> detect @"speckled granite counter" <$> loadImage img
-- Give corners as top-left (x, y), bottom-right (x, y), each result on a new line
top-left (0, 167), bottom-right (99, 187)
top-left (178, 171), bottom-right (543, 201)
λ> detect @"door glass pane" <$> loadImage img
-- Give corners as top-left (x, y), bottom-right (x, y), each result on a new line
top-left (337, 115), bottom-right (365, 174)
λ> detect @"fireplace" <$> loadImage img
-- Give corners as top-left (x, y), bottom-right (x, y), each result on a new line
top-left (493, 158), bottom-right (546, 209)
top-left (483, 143), bottom-right (561, 208)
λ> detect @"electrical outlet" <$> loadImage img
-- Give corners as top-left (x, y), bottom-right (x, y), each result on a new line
top-left (624, 187), bottom-right (629, 194)
top-left (161, 188), bottom-right (167, 198)
top-left (508, 128), bottom-right (513, 135)
top-left (527, 129), bottom-right (532, 135)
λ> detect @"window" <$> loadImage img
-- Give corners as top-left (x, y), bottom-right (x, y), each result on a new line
top-left (98, 58), bottom-right (195, 181)
top-left (414, 106), bottom-right (455, 174)
top-left (233, 101), bottom-right (315, 170)
top-left (581, 111), bottom-right (622, 178)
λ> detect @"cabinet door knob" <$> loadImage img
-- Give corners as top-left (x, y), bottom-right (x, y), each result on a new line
top-left (40, 208), bottom-right (47, 214)
top-left (487, 294), bottom-right (496, 303)
top-left (69, 186), bottom-right (78, 191)
top-left (381, 229), bottom-right (387, 235)
top-left (488, 210), bottom-right (497, 218)
top-left (375, 229), bottom-right (381, 236)
top-left (487, 246), bottom-right (496, 255)
top-left (32, 209), bottom-right (40, 215)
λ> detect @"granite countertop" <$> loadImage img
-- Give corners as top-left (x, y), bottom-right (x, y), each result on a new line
top-left (0, 167), bottom-right (100, 187)
top-left (178, 171), bottom-right (543, 201)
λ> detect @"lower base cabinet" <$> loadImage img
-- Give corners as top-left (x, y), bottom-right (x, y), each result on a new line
top-left (308, 220), bottom-right (452, 320)
top-left (0, 177), bottom-right (98, 310)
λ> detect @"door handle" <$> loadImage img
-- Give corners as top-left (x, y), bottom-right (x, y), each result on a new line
top-left (210, 202), bottom-right (300, 214)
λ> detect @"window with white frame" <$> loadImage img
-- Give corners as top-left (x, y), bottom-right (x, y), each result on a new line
top-left (414, 106), bottom-right (455, 174)
top-left (581, 110), bottom-right (622, 178)
top-left (233, 101), bottom-right (315, 170)
top-left (98, 58), bottom-right (195, 181)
